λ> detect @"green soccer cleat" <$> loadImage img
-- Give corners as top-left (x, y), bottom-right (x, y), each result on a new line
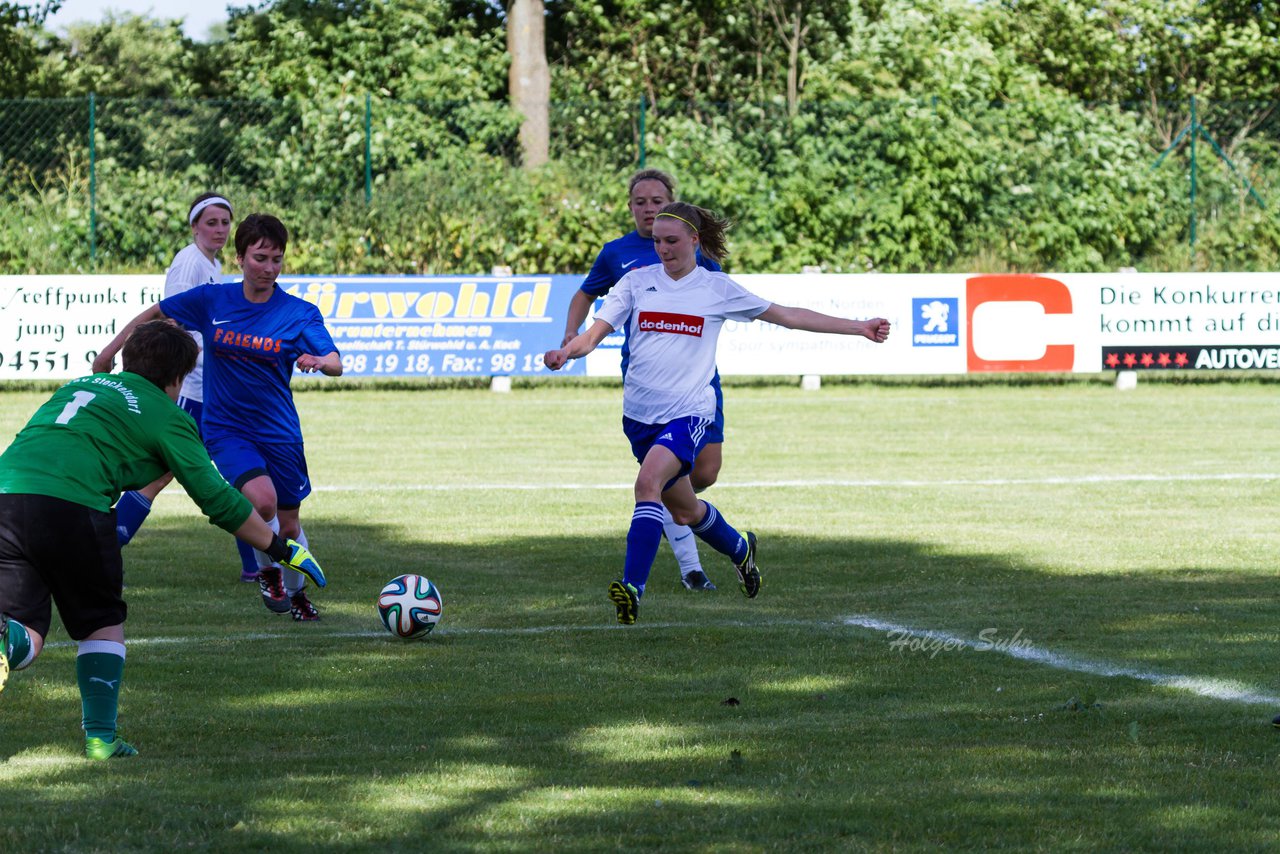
top-left (734, 531), bottom-right (761, 599)
top-left (608, 580), bottom-right (640, 625)
top-left (85, 736), bottom-right (138, 760)
top-left (0, 614), bottom-right (9, 697)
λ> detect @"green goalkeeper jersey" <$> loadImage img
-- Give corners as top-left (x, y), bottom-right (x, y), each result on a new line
top-left (0, 371), bottom-right (253, 533)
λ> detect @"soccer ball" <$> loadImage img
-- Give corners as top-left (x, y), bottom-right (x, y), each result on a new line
top-left (377, 574), bottom-right (443, 639)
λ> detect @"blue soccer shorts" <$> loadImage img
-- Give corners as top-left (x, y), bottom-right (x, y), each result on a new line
top-left (707, 371), bottom-right (725, 444)
top-left (177, 395), bottom-right (204, 440)
top-left (205, 434), bottom-right (312, 511)
top-left (622, 415), bottom-right (714, 487)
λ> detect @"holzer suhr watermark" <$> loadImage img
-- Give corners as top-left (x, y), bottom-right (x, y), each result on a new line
top-left (886, 628), bottom-right (1034, 659)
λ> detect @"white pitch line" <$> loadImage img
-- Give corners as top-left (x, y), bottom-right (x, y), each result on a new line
top-left (40, 618), bottom-right (829, 649)
top-left (844, 614), bottom-right (1280, 707)
top-left (299, 472), bottom-right (1280, 493)
top-left (42, 614), bottom-right (1280, 708)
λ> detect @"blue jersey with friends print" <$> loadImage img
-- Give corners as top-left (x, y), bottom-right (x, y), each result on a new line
top-left (160, 283), bottom-right (337, 445)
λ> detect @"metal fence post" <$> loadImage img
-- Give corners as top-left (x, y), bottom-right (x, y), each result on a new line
top-left (89, 92), bottom-right (97, 265)
top-left (638, 96), bottom-right (646, 168)
top-left (1189, 94), bottom-right (1198, 255)
top-left (365, 93), bottom-right (373, 204)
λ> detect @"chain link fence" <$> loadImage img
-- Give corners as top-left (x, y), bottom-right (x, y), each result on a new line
top-left (0, 95), bottom-right (1275, 275)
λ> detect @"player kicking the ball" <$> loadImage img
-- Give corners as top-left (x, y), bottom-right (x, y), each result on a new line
top-left (0, 320), bottom-right (325, 759)
top-left (95, 214), bottom-right (341, 621)
top-left (544, 202), bottom-right (890, 624)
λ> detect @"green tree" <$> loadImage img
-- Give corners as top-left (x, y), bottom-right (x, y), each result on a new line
top-left (0, 1), bottom-right (59, 96)
top-left (982, 0), bottom-right (1279, 146)
top-left (38, 13), bottom-right (203, 97)
top-left (982, 0), bottom-right (1278, 264)
top-left (222, 0), bottom-right (515, 199)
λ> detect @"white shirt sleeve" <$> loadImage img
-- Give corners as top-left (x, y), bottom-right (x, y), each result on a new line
top-left (717, 276), bottom-right (771, 322)
top-left (594, 270), bottom-right (637, 332)
top-left (164, 245), bottom-right (217, 297)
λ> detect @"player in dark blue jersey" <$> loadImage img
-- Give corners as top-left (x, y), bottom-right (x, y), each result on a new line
top-left (561, 169), bottom-right (724, 591)
top-left (94, 214), bottom-right (342, 621)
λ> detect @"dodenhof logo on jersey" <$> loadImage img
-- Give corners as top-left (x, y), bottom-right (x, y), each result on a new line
top-left (638, 312), bottom-right (705, 337)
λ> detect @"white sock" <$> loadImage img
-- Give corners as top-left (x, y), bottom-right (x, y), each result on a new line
top-left (661, 506), bottom-right (703, 576)
top-left (281, 525), bottom-right (308, 596)
top-left (253, 515), bottom-right (281, 570)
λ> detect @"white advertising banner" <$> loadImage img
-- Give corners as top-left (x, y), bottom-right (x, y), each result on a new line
top-left (0, 276), bottom-right (163, 379)
top-left (720, 274), bottom-right (964, 376)
top-left (4, 272), bottom-right (1280, 380)
top-left (1063, 271), bottom-right (1280, 372)
top-left (584, 273), bottom-right (965, 377)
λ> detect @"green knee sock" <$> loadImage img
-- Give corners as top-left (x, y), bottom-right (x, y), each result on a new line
top-left (5, 617), bottom-right (33, 669)
top-left (76, 642), bottom-right (126, 741)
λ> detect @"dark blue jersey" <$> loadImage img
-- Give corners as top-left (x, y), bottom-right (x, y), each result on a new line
top-left (581, 230), bottom-right (720, 298)
top-left (160, 283), bottom-right (337, 445)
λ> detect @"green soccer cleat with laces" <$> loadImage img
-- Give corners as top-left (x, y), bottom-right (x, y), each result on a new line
top-left (85, 736), bottom-right (139, 760)
top-left (608, 580), bottom-right (640, 625)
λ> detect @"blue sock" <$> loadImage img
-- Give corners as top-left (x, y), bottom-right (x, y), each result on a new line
top-left (691, 501), bottom-right (748, 563)
top-left (236, 538), bottom-right (258, 575)
top-left (621, 502), bottom-right (665, 596)
top-left (115, 491), bottom-right (152, 546)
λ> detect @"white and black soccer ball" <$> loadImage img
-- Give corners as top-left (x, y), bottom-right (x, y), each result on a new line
top-left (377, 574), bottom-right (443, 639)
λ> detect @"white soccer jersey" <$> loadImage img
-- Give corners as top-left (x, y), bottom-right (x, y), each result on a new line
top-left (596, 265), bottom-right (770, 425)
top-left (164, 243), bottom-right (221, 402)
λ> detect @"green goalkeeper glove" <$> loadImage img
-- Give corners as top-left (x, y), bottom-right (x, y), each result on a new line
top-left (264, 535), bottom-right (327, 588)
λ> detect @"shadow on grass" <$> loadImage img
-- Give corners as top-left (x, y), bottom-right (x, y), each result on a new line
top-left (4, 514), bottom-right (1280, 850)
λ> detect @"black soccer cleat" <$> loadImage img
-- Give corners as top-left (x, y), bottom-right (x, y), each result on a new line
top-left (733, 531), bottom-right (760, 599)
top-left (681, 569), bottom-right (717, 591)
top-left (290, 589), bottom-right (320, 622)
top-left (258, 566), bottom-right (291, 614)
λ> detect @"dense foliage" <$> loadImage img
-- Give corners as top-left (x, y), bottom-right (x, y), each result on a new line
top-left (1, 0), bottom-right (1276, 274)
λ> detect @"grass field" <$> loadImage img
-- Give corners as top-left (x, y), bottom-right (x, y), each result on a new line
top-left (4, 379), bottom-right (1280, 851)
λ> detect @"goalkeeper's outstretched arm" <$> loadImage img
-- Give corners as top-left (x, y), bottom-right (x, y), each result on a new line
top-left (232, 512), bottom-right (327, 588)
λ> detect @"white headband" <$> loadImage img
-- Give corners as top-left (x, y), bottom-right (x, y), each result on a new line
top-left (188, 196), bottom-right (233, 225)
